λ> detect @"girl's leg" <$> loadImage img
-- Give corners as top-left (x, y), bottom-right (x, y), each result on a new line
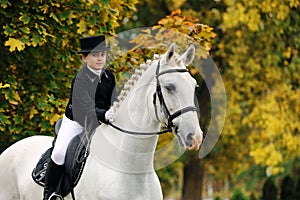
top-left (51, 116), bottom-right (84, 165)
top-left (43, 116), bottom-right (84, 199)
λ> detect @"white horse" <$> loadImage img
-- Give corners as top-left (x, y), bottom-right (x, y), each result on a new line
top-left (0, 43), bottom-right (203, 200)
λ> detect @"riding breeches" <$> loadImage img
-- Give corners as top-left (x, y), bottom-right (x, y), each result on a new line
top-left (51, 115), bottom-right (84, 165)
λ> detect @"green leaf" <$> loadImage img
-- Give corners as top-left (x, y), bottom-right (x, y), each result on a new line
top-left (36, 14), bottom-right (45, 20)
top-left (60, 11), bottom-right (70, 19)
top-left (4, 25), bottom-right (14, 36)
top-left (100, 0), bottom-right (109, 6)
top-left (19, 13), bottom-right (30, 24)
top-left (13, 115), bottom-right (23, 124)
top-left (37, 99), bottom-right (46, 109)
top-left (74, 0), bottom-right (81, 6)
top-left (20, 27), bottom-right (30, 34)
top-left (48, 94), bottom-right (55, 102)
top-left (0, 113), bottom-right (9, 124)
top-left (1, 0), bottom-right (10, 8)
top-left (87, 16), bottom-right (96, 26)
top-left (40, 121), bottom-right (50, 131)
top-left (32, 35), bottom-right (42, 46)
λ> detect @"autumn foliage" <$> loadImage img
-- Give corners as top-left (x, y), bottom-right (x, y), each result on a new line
top-left (0, 0), bottom-right (138, 148)
top-left (1, 0), bottom-right (300, 199)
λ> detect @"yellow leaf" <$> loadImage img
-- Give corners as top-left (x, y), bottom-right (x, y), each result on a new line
top-left (51, 2), bottom-right (60, 7)
top-left (171, 9), bottom-right (181, 15)
top-left (290, 0), bottom-right (300, 7)
top-left (88, 29), bottom-right (95, 35)
top-left (13, 92), bottom-right (21, 102)
top-left (50, 113), bottom-right (62, 125)
top-left (77, 20), bottom-right (87, 34)
top-left (0, 83), bottom-right (10, 89)
top-left (5, 38), bottom-right (25, 52)
top-left (29, 108), bottom-right (38, 119)
top-left (50, 12), bottom-right (61, 24)
top-left (277, 5), bottom-right (289, 20)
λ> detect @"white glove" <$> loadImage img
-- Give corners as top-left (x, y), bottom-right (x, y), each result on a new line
top-left (105, 107), bottom-right (114, 123)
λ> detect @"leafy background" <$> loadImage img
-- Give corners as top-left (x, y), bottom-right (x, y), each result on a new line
top-left (1, 0), bottom-right (300, 199)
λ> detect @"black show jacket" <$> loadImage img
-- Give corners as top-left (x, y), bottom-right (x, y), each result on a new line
top-left (65, 66), bottom-right (116, 134)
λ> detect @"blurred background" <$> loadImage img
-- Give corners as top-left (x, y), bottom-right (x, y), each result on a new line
top-left (0, 0), bottom-right (299, 199)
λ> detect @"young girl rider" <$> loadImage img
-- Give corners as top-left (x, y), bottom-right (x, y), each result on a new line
top-left (43, 35), bottom-right (116, 200)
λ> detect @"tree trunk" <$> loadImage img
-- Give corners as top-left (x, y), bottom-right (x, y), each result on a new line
top-left (182, 157), bottom-right (205, 200)
top-left (181, 57), bottom-right (213, 200)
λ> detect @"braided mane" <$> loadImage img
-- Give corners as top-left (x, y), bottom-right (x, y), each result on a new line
top-left (112, 54), bottom-right (161, 111)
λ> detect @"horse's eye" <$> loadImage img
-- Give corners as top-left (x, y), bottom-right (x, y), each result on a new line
top-left (165, 83), bottom-right (176, 93)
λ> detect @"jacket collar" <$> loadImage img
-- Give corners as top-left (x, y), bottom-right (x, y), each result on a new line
top-left (87, 65), bottom-right (102, 76)
top-left (83, 66), bottom-right (110, 81)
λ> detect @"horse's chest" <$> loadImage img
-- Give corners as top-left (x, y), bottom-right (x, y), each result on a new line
top-left (77, 169), bottom-right (161, 199)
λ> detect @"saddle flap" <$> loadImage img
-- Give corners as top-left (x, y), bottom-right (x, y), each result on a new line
top-left (32, 133), bottom-right (89, 197)
top-left (32, 147), bottom-right (54, 186)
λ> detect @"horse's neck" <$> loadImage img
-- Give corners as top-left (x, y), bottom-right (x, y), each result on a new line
top-left (115, 63), bottom-right (159, 132)
top-left (90, 62), bottom-right (160, 172)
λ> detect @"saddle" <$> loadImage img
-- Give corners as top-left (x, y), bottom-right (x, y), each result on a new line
top-left (32, 119), bottom-right (90, 199)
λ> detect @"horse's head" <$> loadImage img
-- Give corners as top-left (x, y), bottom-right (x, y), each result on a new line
top-left (154, 43), bottom-right (203, 150)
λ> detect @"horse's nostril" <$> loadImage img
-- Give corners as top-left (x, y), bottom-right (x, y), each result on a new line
top-left (186, 133), bottom-right (194, 146)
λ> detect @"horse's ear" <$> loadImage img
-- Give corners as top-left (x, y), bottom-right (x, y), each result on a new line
top-left (181, 44), bottom-right (195, 66)
top-left (165, 43), bottom-right (176, 62)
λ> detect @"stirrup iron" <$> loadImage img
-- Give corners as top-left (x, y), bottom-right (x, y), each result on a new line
top-left (48, 192), bottom-right (63, 200)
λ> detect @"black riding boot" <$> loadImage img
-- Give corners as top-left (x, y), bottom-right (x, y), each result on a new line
top-left (43, 159), bottom-right (63, 200)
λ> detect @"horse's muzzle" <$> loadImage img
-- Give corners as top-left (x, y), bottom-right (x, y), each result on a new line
top-left (187, 128), bottom-right (203, 151)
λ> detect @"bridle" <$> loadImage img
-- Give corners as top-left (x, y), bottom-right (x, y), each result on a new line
top-left (107, 59), bottom-right (198, 135)
top-left (153, 59), bottom-right (198, 130)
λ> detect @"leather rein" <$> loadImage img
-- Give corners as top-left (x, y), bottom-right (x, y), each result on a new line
top-left (107, 59), bottom-right (198, 135)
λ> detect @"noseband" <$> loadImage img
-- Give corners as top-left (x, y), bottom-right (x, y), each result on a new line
top-left (153, 60), bottom-right (198, 130)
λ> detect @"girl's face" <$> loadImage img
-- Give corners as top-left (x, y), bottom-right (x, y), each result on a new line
top-left (82, 51), bottom-right (107, 70)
